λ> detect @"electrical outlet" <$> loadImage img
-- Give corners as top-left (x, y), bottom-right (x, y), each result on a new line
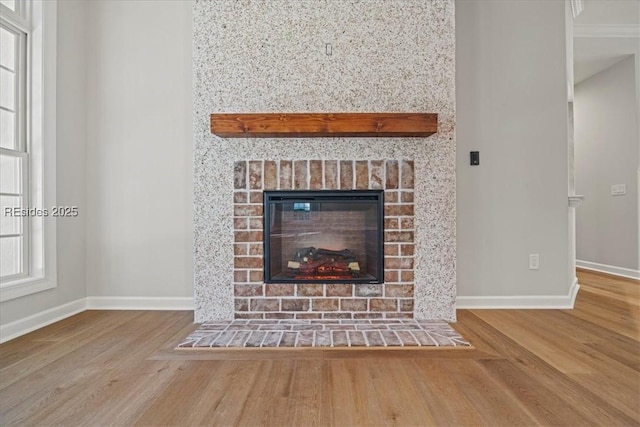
top-left (325, 43), bottom-right (332, 56)
top-left (611, 184), bottom-right (626, 196)
top-left (529, 253), bottom-right (539, 270)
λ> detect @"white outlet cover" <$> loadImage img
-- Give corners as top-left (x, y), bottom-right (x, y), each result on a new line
top-left (611, 184), bottom-right (627, 196)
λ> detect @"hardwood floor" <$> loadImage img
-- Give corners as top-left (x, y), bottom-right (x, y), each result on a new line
top-left (1, 269), bottom-right (638, 426)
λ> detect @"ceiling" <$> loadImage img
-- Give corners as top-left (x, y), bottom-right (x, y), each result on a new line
top-left (573, 0), bottom-right (640, 84)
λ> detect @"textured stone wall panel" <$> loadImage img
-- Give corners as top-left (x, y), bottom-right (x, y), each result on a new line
top-left (193, 0), bottom-right (456, 321)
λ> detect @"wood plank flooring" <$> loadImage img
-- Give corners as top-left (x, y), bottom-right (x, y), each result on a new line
top-left (1, 269), bottom-right (638, 426)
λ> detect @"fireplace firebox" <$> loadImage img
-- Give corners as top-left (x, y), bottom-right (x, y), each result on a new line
top-left (264, 190), bottom-right (384, 284)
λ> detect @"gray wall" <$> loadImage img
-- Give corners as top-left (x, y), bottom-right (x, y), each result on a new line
top-left (2, 0), bottom-right (579, 328)
top-left (1, 0), bottom-right (87, 324)
top-left (456, 0), bottom-right (571, 299)
top-left (1, 0), bottom-right (194, 327)
top-left (575, 56), bottom-right (639, 270)
top-left (84, 0), bottom-right (193, 299)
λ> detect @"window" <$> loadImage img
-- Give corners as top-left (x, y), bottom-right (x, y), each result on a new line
top-left (0, 0), bottom-right (56, 301)
top-left (1, 7), bottom-right (28, 281)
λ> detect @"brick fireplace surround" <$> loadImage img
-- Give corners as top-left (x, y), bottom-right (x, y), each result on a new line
top-left (193, 0), bottom-right (456, 323)
top-left (233, 159), bottom-right (415, 319)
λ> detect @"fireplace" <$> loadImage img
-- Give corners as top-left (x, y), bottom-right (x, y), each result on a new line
top-left (264, 190), bottom-right (384, 284)
top-left (230, 159), bottom-right (417, 320)
top-left (194, 0), bottom-right (457, 323)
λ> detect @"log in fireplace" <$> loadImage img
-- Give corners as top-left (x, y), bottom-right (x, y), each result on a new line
top-left (264, 190), bottom-right (384, 284)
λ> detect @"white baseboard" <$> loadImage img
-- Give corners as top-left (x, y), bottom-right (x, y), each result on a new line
top-left (0, 296), bottom-right (194, 344)
top-left (456, 279), bottom-right (581, 309)
top-left (576, 260), bottom-right (640, 280)
top-left (0, 298), bottom-right (87, 344)
top-left (85, 296), bottom-right (194, 311)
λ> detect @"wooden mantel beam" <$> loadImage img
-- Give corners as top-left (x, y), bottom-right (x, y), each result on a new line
top-left (210, 113), bottom-right (438, 138)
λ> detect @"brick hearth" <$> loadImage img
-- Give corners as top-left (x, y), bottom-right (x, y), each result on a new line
top-left (232, 159), bottom-right (415, 319)
top-left (178, 319), bottom-right (471, 348)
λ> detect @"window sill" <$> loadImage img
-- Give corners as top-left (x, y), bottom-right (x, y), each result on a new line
top-left (0, 276), bottom-right (57, 302)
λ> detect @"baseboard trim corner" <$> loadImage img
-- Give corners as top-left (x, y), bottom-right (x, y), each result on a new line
top-left (0, 298), bottom-right (87, 344)
top-left (569, 277), bottom-right (580, 308)
top-left (576, 260), bottom-right (640, 280)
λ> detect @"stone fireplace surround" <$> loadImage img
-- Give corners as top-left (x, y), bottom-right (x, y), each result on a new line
top-left (193, 0), bottom-right (456, 323)
top-left (233, 159), bottom-right (415, 319)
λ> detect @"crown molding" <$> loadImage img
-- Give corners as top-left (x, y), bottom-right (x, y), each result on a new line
top-left (574, 24), bottom-right (640, 38)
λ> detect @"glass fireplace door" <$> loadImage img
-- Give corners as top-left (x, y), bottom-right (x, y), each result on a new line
top-left (264, 190), bottom-right (384, 284)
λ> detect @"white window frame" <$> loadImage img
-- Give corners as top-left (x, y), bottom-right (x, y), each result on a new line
top-left (0, 0), bottom-right (56, 302)
top-left (1, 6), bottom-right (29, 283)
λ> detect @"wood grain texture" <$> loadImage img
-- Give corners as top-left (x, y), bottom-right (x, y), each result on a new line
top-left (0, 270), bottom-right (638, 426)
top-left (210, 113), bottom-right (438, 138)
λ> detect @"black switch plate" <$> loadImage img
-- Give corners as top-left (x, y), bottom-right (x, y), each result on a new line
top-left (470, 151), bottom-right (480, 166)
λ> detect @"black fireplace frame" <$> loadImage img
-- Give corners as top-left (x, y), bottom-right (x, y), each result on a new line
top-left (263, 190), bottom-right (385, 284)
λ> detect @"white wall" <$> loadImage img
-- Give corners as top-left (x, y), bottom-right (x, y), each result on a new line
top-left (1, 0), bottom-right (87, 325)
top-left (84, 0), bottom-right (193, 299)
top-left (456, 0), bottom-right (572, 303)
top-left (575, 56), bottom-right (639, 271)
